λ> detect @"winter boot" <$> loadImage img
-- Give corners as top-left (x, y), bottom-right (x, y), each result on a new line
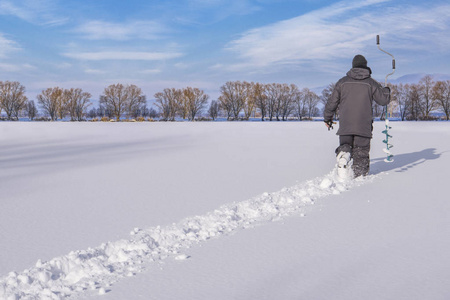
top-left (352, 147), bottom-right (370, 177)
top-left (336, 151), bottom-right (353, 181)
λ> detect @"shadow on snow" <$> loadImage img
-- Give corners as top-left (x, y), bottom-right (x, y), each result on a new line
top-left (370, 148), bottom-right (444, 174)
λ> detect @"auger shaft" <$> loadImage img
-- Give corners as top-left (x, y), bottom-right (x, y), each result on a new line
top-left (376, 35), bottom-right (395, 162)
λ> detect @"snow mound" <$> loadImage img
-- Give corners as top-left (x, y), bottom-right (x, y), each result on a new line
top-left (0, 170), bottom-right (376, 299)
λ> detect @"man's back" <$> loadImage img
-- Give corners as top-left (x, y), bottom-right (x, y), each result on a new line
top-left (324, 67), bottom-right (390, 138)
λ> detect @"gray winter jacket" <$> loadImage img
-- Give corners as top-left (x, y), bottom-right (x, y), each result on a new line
top-left (323, 68), bottom-right (390, 138)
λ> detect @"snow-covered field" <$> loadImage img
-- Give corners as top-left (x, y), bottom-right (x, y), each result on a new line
top-left (1, 121), bottom-right (449, 300)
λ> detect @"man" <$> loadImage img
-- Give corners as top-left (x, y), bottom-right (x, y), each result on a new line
top-left (323, 54), bottom-right (390, 178)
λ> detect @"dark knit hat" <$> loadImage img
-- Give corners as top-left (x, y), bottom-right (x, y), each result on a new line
top-left (352, 55), bottom-right (367, 68)
top-left (352, 54), bottom-right (372, 74)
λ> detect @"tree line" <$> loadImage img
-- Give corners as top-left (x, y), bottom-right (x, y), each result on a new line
top-left (1, 75), bottom-right (449, 121)
top-left (386, 75), bottom-right (450, 121)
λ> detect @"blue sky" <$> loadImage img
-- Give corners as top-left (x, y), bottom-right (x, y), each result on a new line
top-left (1, 0), bottom-right (449, 100)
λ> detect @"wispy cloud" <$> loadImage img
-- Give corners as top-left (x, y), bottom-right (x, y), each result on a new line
top-left (139, 69), bottom-right (162, 75)
top-left (0, 0), bottom-right (67, 26)
top-left (74, 20), bottom-right (167, 41)
top-left (0, 33), bottom-right (20, 58)
top-left (62, 51), bottom-right (183, 61)
top-left (225, 0), bottom-right (450, 71)
top-left (174, 0), bottom-right (261, 25)
top-left (0, 62), bottom-right (35, 72)
top-left (84, 68), bottom-right (107, 75)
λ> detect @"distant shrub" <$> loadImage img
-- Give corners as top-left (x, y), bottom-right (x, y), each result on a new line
top-left (419, 116), bottom-right (438, 121)
top-left (91, 118), bottom-right (99, 122)
top-left (35, 117), bottom-right (51, 121)
top-left (100, 117), bottom-right (109, 122)
top-left (109, 119), bottom-right (116, 122)
top-left (136, 117), bottom-right (145, 122)
top-left (195, 117), bottom-right (213, 121)
top-left (147, 118), bottom-right (156, 122)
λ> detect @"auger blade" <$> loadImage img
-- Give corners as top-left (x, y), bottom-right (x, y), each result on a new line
top-left (381, 130), bottom-right (393, 138)
top-left (384, 155), bottom-right (394, 163)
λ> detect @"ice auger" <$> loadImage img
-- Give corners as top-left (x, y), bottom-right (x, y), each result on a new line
top-left (377, 35), bottom-right (395, 163)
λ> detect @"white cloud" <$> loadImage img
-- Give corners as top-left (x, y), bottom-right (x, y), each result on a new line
top-left (139, 69), bottom-right (162, 74)
top-left (0, 0), bottom-right (68, 26)
top-left (225, 0), bottom-right (450, 71)
top-left (62, 51), bottom-right (183, 61)
top-left (74, 20), bottom-right (167, 41)
top-left (0, 62), bottom-right (35, 72)
top-left (174, 0), bottom-right (261, 26)
top-left (84, 69), bottom-right (107, 75)
top-left (0, 33), bottom-right (21, 58)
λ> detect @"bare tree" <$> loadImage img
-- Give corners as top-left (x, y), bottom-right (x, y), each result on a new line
top-left (65, 88), bottom-right (92, 121)
top-left (0, 81), bottom-right (28, 120)
top-left (154, 88), bottom-right (181, 121)
top-left (57, 91), bottom-right (70, 120)
top-left (252, 82), bottom-right (267, 121)
top-left (100, 83), bottom-right (145, 121)
top-left (183, 87), bottom-right (209, 121)
top-left (26, 100), bottom-right (38, 120)
top-left (294, 88), bottom-right (306, 120)
top-left (266, 83), bottom-right (281, 121)
top-left (419, 75), bottom-right (438, 120)
top-left (242, 82), bottom-right (255, 120)
top-left (148, 107), bottom-right (159, 119)
top-left (301, 88), bottom-right (320, 119)
top-left (37, 87), bottom-right (63, 121)
top-left (87, 107), bottom-right (97, 119)
top-left (218, 95), bottom-right (232, 120)
top-left (177, 90), bottom-right (189, 120)
top-left (433, 80), bottom-right (450, 120)
top-left (278, 84), bottom-right (297, 121)
top-left (407, 83), bottom-right (422, 121)
top-left (218, 81), bottom-right (248, 120)
top-left (126, 85), bottom-right (146, 119)
top-left (208, 100), bottom-right (219, 120)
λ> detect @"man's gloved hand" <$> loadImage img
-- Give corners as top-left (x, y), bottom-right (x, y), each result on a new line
top-left (324, 120), bottom-right (334, 130)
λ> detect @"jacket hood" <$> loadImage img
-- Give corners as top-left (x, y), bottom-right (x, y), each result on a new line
top-left (347, 67), bottom-right (372, 80)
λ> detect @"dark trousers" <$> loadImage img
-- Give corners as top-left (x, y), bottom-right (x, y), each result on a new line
top-left (336, 135), bottom-right (371, 177)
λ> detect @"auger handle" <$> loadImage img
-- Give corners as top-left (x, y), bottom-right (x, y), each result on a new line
top-left (376, 35), bottom-right (396, 86)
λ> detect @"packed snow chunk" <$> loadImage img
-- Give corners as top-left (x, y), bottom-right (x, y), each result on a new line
top-left (99, 287), bottom-right (107, 295)
top-left (320, 177), bottom-right (333, 189)
top-left (36, 259), bottom-right (43, 268)
top-left (109, 249), bottom-right (129, 263)
top-left (37, 270), bottom-right (52, 283)
top-left (175, 254), bottom-right (190, 261)
top-left (130, 227), bottom-right (142, 235)
top-left (17, 274), bottom-right (31, 285)
top-left (302, 197), bottom-right (313, 204)
top-left (41, 288), bottom-right (59, 299)
top-left (64, 266), bottom-right (87, 285)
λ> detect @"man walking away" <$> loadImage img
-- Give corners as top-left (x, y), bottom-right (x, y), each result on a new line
top-left (323, 54), bottom-right (390, 178)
